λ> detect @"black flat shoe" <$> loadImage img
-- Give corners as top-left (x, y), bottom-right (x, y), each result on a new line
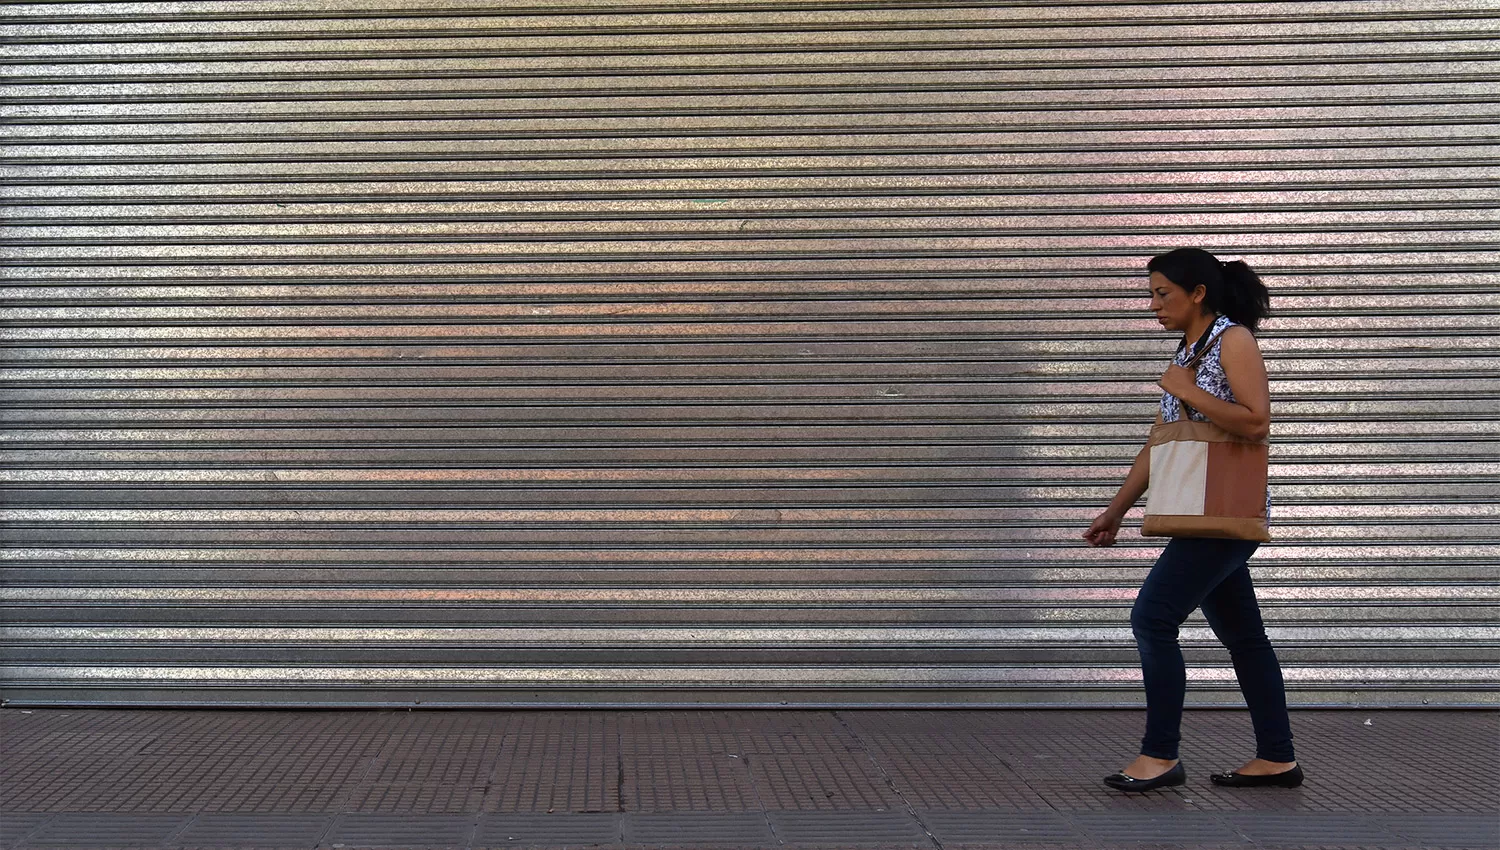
top-left (1209, 764), bottom-right (1304, 788)
top-left (1103, 762), bottom-right (1185, 792)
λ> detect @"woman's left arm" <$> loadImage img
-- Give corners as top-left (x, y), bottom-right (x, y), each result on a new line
top-left (1157, 326), bottom-right (1271, 441)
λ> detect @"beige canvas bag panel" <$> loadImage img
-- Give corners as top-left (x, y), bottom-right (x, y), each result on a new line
top-left (1141, 329), bottom-right (1272, 543)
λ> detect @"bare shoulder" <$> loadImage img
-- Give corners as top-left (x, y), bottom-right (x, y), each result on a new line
top-left (1219, 325), bottom-right (1262, 355)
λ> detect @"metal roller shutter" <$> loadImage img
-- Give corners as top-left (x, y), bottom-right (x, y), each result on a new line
top-left (1, 1), bottom-right (1496, 707)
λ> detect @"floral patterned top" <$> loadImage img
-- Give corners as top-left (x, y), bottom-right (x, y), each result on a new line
top-left (1160, 313), bottom-right (1271, 520)
top-left (1160, 313), bottom-right (1237, 425)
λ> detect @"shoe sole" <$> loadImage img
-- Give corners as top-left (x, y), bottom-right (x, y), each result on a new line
top-left (1209, 770), bottom-right (1304, 789)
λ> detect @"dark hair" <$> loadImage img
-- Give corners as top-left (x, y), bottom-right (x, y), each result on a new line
top-left (1147, 248), bottom-right (1270, 332)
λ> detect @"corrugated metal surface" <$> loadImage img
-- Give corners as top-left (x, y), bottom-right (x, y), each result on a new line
top-left (1, 0), bottom-right (1497, 707)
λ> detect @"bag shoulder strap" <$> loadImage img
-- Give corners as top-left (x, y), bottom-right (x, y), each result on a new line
top-left (1184, 326), bottom-right (1231, 369)
top-left (1176, 322), bottom-right (1232, 421)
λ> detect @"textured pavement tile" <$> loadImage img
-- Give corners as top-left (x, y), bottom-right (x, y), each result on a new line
top-left (746, 754), bottom-right (902, 810)
top-left (170, 813), bottom-right (329, 847)
top-left (1071, 812), bottom-right (1248, 845)
top-left (485, 734), bottom-right (618, 814)
top-left (922, 810), bottom-right (1083, 844)
top-left (367, 734), bottom-right (505, 787)
top-left (23, 813), bottom-right (186, 846)
top-left (473, 813), bottom-right (621, 847)
top-left (343, 785), bottom-right (488, 814)
top-left (193, 785), bottom-right (345, 814)
top-left (324, 814), bottom-right (474, 848)
top-left (622, 712), bottom-right (845, 740)
top-left (854, 733), bottom-right (991, 757)
top-left (866, 749), bottom-right (1048, 810)
top-left (1379, 814), bottom-right (1500, 848)
top-left (622, 813), bottom-right (775, 845)
top-left (622, 755), bottom-right (760, 812)
top-left (767, 810), bottom-right (928, 845)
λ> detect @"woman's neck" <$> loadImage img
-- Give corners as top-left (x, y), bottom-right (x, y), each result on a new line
top-left (1183, 312), bottom-right (1218, 347)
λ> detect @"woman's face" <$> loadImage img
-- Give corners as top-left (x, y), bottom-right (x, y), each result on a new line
top-left (1148, 271), bottom-right (1207, 332)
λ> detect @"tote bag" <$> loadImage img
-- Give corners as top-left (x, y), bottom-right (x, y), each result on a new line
top-left (1140, 330), bottom-right (1271, 542)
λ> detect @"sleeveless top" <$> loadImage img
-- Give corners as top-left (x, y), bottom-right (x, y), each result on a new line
top-left (1160, 314), bottom-right (1272, 520)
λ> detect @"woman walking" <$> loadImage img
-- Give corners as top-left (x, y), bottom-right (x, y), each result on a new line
top-left (1084, 248), bottom-right (1302, 792)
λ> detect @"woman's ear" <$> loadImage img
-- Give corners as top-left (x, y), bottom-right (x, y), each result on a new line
top-left (1192, 284), bottom-right (1208, 306)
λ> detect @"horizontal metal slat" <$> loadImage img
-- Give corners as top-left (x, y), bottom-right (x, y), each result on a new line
top-left (6, 16), bottom-right (1497, 57)
top-left (5, 563), bottom-right (1495, 589)
top-left (11, 42), bottom-right (1499, 83)
top-left (7, 74), bottom-right (1498, 105)
top-left (3, 664), bottom-right (1494, 690)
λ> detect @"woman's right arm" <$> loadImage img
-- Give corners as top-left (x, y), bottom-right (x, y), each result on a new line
top-left (1083, 414), bottom-right (1159, 547)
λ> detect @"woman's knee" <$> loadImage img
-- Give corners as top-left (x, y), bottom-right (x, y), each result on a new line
top-left (1219, 627), bottom-right (1274, 656)
top-left (1204, 605), bottom-right (1274, 655)
top-left (1130, 598), bottom-right (1180, 643)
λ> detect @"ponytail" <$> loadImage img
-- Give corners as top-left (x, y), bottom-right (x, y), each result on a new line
top-left (1215, 259), bottom-right (1270, 332)
top-left (1147, 248), bottom-right (1271, 332)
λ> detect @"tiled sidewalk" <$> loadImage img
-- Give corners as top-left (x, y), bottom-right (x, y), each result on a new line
top-left (1, 709), bottom-right (1495, 849)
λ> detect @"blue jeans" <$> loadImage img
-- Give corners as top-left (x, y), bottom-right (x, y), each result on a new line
top-left (1131, 537), bottom-right (1295, 762)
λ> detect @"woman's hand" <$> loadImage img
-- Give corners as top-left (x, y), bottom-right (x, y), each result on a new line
top-left (1157, 363), bottom-right (1198, 400)
top-left (1084, 509), bottom-right (1124, 547)
top-left (1157, 328), bottom-right (1271, 442)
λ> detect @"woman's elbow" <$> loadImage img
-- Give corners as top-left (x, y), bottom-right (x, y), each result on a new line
top-left (1246, 416), bottom-right (1271, 442)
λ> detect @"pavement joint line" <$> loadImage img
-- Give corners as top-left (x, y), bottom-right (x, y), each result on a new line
top-left (738, 749), bottom-right (787, 847)
top-left (160, 812), bottom-right (199, 847)
top-left (615, 728), bottom-right (627, 844)
top-left (4, 813), bottom-right (52, 849)
top-left (1217, 810), bottom-right (1260, 848)
top-left (832, 709), bottom-right (944, 850)
top-left (970, 709), bottom-right (1061, 817)
top-left (464, 811), bottom-right (481, 850)
top-left (315, 726), bottom-right (390, 850)
top-left (480, 729), bottom-right (508, 816)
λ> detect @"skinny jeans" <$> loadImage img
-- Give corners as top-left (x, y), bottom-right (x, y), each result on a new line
top-left (1131, 537), bottom-right (1295, 762)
